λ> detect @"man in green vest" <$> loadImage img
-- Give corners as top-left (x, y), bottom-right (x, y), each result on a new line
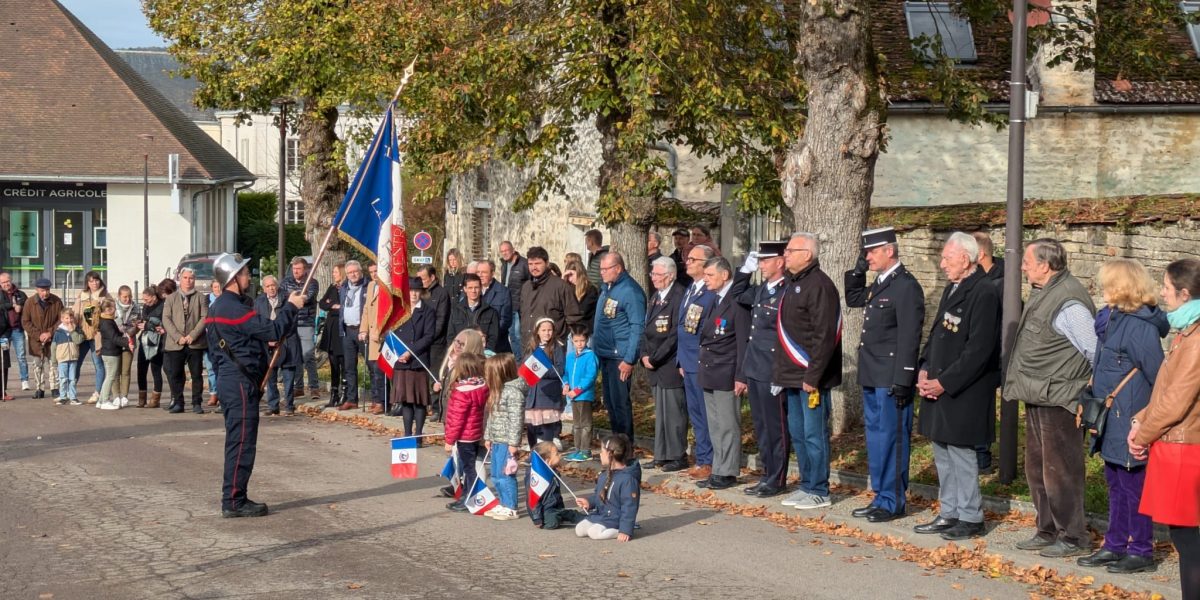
top-left (1003, 238), bottom-right (1097, 559)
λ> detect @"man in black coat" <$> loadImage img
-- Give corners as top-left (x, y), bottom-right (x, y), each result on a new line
top-left (498, 241), bottom-right (529, 359)
top-left (640, 256), bottom-right (688, 472)
top-left (446, 274), bottom-right (501, 352)
top-left (696, 256), bottom-right (750, 491)
top-left (971, 230), bottom-right (1004, 472)
top-left (914, 232), bottom-right (1001, 541)
top-left (417, 266), bottom-right (451, 371)
top-left (737, 240), bottom-right (790, 497)
top-left (477, 259), bottom-right (512, 352)
top-left (844, 227), bottom-right (925, 523)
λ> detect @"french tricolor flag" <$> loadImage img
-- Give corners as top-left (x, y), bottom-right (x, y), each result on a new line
top-left (528, 450), bottom-right (554, 509)
top-left (465, 477), bottom-right (500, 516)
top-left (440, 455), bottom-right (463, 500)
top-left (390, 437), bottom-right (418, 479)
top-left (518, 347), bottom-right (555, 386)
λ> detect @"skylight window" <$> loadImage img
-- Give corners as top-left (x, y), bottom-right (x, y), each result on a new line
top-left (1183, 2), bottom-right (1200, 58)
top-left (904, 1), bottom-right (978, 64)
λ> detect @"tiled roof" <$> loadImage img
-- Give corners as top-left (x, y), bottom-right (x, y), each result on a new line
top-left (0, 0), bottom-right (253, 184)
top-left (115, 50), bottom-right (217, 123)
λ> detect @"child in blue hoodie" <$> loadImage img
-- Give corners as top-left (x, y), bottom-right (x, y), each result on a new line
top-left (563, 324), bottom-right (599, 462)
top-left (575, 433), bottom-right (641, 541)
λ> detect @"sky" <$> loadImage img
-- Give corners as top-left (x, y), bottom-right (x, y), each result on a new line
top-left (58, 0), bottom-right (166, 49)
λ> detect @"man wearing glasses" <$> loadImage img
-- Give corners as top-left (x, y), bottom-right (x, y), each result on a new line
top-left (592, 251), bottom-right (646, 440)
top-left (776, 233), bottom-right (842, 511)
top-left (640, 256), bottom-right (689, 471)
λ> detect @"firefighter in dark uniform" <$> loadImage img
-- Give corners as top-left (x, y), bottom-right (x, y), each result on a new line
top-left (206, 253), bottom-right (304, 518)
top-left (844, 227), bottom-right (925, 522)
top-left (736, 240), bottom-right (790, 497)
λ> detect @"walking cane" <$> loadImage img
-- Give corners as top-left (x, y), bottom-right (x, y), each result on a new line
top-left (895, 394), bottom-right (905, 516)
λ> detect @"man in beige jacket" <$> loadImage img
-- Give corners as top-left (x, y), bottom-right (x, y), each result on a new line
top-left (163, 268), bottom-right (209, 414)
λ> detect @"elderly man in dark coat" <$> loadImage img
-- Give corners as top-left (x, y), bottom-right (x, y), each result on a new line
top-left (915, 232), bottom-right (1001, 541)
top-left (640, 255), bottom-right (688, 472)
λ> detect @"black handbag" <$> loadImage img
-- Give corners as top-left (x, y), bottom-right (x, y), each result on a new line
top-left (1076, 367), bottom-right (1139, 437)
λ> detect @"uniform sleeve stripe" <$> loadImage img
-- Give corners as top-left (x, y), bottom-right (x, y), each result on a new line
top-left (206, 312), bottom-right (256, 326)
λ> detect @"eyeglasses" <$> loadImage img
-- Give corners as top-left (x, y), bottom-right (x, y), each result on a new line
top-left (649, 271), bottom-right (669, 277)
top-left (685, 257), bottom-right (704, 263)
top-left (783, 248), bottom-right (811, 255)
top-left (600, 265), bottom-right (619, 272)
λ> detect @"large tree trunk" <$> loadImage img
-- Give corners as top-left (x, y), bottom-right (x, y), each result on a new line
top-left (298, 99), bottom-right (349, 290)
top-left (781, 0), bottom-right (886, 435)
top-left (595, 118), bottom-right (652, 292)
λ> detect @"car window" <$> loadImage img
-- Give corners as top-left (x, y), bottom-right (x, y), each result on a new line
top-left (179, 260), bottom-right (215, 279)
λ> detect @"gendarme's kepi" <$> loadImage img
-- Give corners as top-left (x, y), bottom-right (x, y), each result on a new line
top-left (756, 239), bottom-right (788, 258)
top-left (861, 226), bottom-right (898, 249)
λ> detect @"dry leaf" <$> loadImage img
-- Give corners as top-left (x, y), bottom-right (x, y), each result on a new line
top-left (951, 583), bottom-right (964, 590)
top-left (347, 583), bottom-right (363, 590)
top-left (617, 572), bottom-right (630, 578)
top-left (537, 553), bottom-right (557, 559)
top-left (696, 521), bottom-right (711, 526)
top-left (38, 594), bottom-right (53, 600)
top-left (663, 577), bottom-right (674, 581)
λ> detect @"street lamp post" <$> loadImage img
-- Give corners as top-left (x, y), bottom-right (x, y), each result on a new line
top-left (273, 99), bottom-right (294, 280)
top-left (137, 133), bottom-right (155, 288)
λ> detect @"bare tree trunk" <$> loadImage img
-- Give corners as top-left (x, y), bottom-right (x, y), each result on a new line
top-left (298, 99), bottom-right (349, 290)
top-left (781, 0), bottom-right (886, 435)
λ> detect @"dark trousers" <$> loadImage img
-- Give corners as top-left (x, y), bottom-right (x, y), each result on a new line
top-left (1025, 404), bottom-right (1088, 545)
top-left (457, 441), bottom-right (482, 503)
top-left (862, 386), bottom-right (912, 513)
top-left (341, 327), bottom-right (365, 404)
top-left (136, 345), bottom-right (163, 392)
top-left (328, 351), bottom-right (343, 402)
top-left (1171, 525), bottom-right (1200, 600)
top-left (683, 371), bottom-right (712, 466)
top-left (1103, 462), bottom-right (1153, 557)
top-left (527, 421), bottom-right (563, 448)
top-left (165, 347), bottom-right (204, 407)
top-left (652, 386), bottom-right (687, 462)
top-left (748, 377), bottom-right (789, 488)
top-left (600, 358), bottom-right (634, 439)
top-left (220, 377), bottom-right (261, 510)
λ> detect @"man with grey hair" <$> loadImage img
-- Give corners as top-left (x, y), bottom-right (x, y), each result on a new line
top-left (776, 232), bottom-right (841, 510)
top-left (676, 242), bottom-right (720, 480)
top-left (163, 266), bottom-right (208, 414)
top-left (497, 241), bottom-right (528, 359)
top-left (647, 231), bottom-right (664, 271)
top-left (592, 251), bottom-right (646, 440)
top-left (281, 256), bottom-right (320, 400)
top-left (844, 227), bottom-right (925, 522)
top-left (641, 255), bottom-right (689, 471)
top-left (477, 259), bottom-right (512, 352)
top-left (695, 255), bottom-right (750, 490)
top-left (913, 231), bottom-right (1000, 541)
top-left (338, 260), bottom-right (369, 410)
top-left (1004, 238), bottom-right (1096, 558)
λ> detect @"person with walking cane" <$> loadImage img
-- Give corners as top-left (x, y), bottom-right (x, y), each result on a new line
top-left (844, 227), bottom-right (925, 523)
top-left (206, 253), bottom-right (304, 518)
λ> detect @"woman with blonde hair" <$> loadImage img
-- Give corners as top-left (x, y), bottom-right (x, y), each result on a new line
top-left (1076, 259), bottom-right (1168, 574)
top-left (562, 255), bottom-right (598, 331)
top-left (432, 328), bottom-right (484, 422)
top-left (444, 248), bottom-right (466, 300)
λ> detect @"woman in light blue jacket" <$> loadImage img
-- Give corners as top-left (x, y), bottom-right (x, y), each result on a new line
top-left (564, 324), bottom-right (599, 461)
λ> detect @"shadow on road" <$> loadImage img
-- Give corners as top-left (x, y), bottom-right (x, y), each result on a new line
top-left (0, 417), bottom-right (223, 461)
top-left (635, 508), bottom-right (718, 538)
top-left (271, 477), bottom-right (442, 513)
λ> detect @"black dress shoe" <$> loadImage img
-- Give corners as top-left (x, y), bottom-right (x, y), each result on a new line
top-left (866, 507), bottom-right (904, 523)
top-left (192, 404), bottom-right (206, 414)
top-left (914, 516), bottom-right (959, 534)
top-left (743, 482), bottom-right (766, 495)
top-left (697, 475), bottom-right (737, 490)
top-left (1077, 548), bottom-right (1125, 567)
top-left (641, 459), bottom-right (662, 470)
top-left (660, 459), bottom-right (689, 472)
top-left (940, 520), bottom-right (985, 541)
top-left (222, 501), bottom-right (269, 518)
top-left (446, 501), bottom-right (467, 513)
top-left (168, 404), bottom-right (184, 414)
top-left (439, 485), bottom-right (456, 498)
top-left (33, 390), bottom-right (44, 399)
top-left (852, 505), bottom-right (879, 518)
top-left (1106, 554), bottom-right (1156, 574)
top-left (752, 486), bottom-right (786, 498)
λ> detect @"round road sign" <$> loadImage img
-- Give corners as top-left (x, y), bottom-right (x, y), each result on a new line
top-left (413, 231), bottom-right (433, 251)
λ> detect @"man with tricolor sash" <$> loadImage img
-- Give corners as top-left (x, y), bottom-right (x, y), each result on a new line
top-left (775, 232), bottom-right (842, 511)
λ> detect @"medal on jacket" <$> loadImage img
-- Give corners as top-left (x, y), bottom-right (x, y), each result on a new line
top-left (684, 304), bottom-right (703, 334)
top-left (655, 314), bottom-right (670, 333)
top-left (604, 297), bottom-right (618, 319)
top-left (942, 312), bottom-right (961, 332)
top-left (715, 318), bottom-right (727, 336)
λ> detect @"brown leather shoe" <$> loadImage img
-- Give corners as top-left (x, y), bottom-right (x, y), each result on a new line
top-left (688, 465), bottom-right (712, 480)
top-left (206, 394), bottom-right (219, 407)
top-left (147, 392), bottom-right (161, 409)
top-left (369, 404), bottom-right (385, 415)
top-left (338, 402), bottom-right (359, 411)
top-left (137, 391), bottom-right (147, 408)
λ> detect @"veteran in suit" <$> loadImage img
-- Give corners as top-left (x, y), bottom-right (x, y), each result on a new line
top-left (640, 256), bottom-right (689, 472)
top-left (696, 256), bottom-right (751, 491)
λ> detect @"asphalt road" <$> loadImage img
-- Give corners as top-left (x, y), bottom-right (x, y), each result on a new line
top-left (0, 395), bottom-right (1153, 599)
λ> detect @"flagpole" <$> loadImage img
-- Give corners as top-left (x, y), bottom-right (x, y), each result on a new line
top-left (551, 470), bottom-right (587, 513)
top-left (260, 59), bottom-right (419, 392)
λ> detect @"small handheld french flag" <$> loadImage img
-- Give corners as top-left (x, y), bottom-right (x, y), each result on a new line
top-left (528, 451), bottom-right (554, 509)
top-left (390, 437), bottom-right (418, 479)
top-left (465, 477), bottom-right (500, 515)
top-left (440, 455), bottom-right (463, 499)
top-left (378, 332), bottom-right (409, 378)
top-left (518, 347), bottom-right (554, 386)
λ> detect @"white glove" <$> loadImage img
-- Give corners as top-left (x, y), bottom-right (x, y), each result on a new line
top-left (770, 384), bottom-right (783, 396)
top-left (740, 251), bottom-right (760, 274)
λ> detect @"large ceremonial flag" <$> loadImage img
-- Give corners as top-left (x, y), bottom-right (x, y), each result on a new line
top-left (390, 437), bottom-right (418, 479)
top-left (518, 347), bottom-right (555, 386)
top-left (377, 332), bottom-right (409, 378)
top-left (465, 477), bottom-right (500, 515)
top-left (528, 450), bottom-right (554, 509)
top-left (439, 455), bottom-right (463, 500)
top-left (332, 103), bottom-right (410, 334)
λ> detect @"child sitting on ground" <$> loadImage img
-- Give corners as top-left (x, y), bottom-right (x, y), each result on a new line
top-left (527, 441), bottom-right (583, 530)
top-left (575, 433), bottom-right (641, 541)
top-left (562, 325), bottom-right (598, 462)
top-left (53, 309), bottom-right (84, 405)
top-left (483, 354), bottom-right (526, 521)
top-left (443, 352), bottom-right (488, 513)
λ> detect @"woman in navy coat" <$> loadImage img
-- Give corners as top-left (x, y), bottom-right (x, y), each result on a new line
top-left (390, 277), bottom-right (437, 437)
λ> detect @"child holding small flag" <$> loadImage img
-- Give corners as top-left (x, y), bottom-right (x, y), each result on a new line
top-left (575, 434), bottom-right (641, 541)
top-left (523, 317), bottom-right (566, 450)
top-left (482, 354), bottom-right (525, 521)
top-left (443, 353), bottom-right (488, 513)
top-left (563, 325), bottom-right (598, 462)
top-left (526, 441), bottom-right (582, 529)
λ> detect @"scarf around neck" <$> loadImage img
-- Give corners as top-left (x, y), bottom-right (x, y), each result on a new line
top-left (1167, 298), bottom-right (1200, 330)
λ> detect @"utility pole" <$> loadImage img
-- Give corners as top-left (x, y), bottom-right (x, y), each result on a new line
top-left (137, 133), bottom-right (155, 288)
top-left (273, 98), bottom-right (294, 281)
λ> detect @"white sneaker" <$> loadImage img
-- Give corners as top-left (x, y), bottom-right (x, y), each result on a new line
top-left (781, 489), bottom-right (808, 507)
top-left (793, 494), bottom-right (831, 510)
top-left (69, 398), bottom-right (82, 406)
top-left (87, 392), bottom-right (99, 405)
top-left (99, 400), bottom-right (119, 410)
top-left (21, 381), bottom-right (29, 391)
top-left (489, 507), bottom-right (519, 521)
top-left (552, 438), bottom-right (563, 452)
top-left (483, 506), bottom-right (503, 518)
top-left (118, 396), bottom-right (129, 408)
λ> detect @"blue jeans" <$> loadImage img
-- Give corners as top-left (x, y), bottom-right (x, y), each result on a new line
top-left (862, 386), bottom-right (912, 513)
top-left (77, 339), bottom-right (104, 387)
top-left (490, 443), bottom-right (517, 509)
top-left (204, 351), bottom-right (216, 393)
top-left (508, 312), bottom-right (523, 362)
top-left (3, 331), bottom-right (28, 382)
top-left (298, 326), bottom-right (318, 390)
top-left (57, 361), bottom-right (78, 400)
top-left (266, 367), bottom-right (297, 412)
top-left (786, 387), bottom-right (831, 497)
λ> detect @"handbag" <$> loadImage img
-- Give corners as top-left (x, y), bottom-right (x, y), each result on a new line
top-left (1076, 367), bottom-right (1139, 437)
